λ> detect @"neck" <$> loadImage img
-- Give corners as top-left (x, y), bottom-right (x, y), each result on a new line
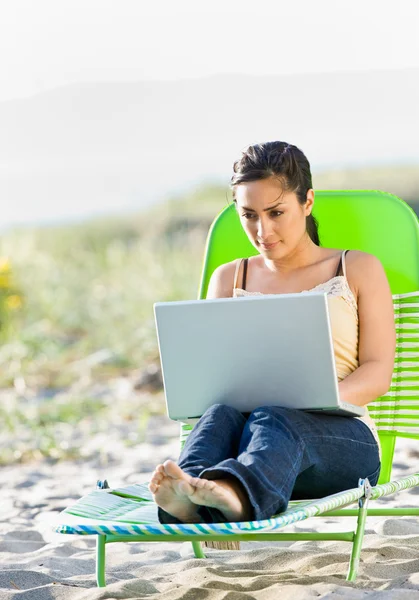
top-left (264, 236), bottom-right (321, 274)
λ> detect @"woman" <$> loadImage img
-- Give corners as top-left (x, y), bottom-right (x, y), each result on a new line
top-left (149, 141), bottom-right (396, 524)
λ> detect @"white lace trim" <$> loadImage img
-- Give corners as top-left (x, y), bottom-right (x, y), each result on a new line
top-left (234, 275), bottom-right (358, 319)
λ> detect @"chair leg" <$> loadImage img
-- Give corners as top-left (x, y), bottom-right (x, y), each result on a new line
top-left (96, 535), bottom-right (107, 587)
top-left (347, 478), bottom-right (371, 582)
top-left (191, 541), bottom-right (206, 558)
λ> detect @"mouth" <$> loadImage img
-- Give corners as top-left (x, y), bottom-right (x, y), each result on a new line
top-left (258, 241), bottom-right (279, 250)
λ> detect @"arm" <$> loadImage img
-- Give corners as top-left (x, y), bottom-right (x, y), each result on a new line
top-left (206, 260), bottom-right (238, 299)
top-left (338, 252), bottom-right (396, 406)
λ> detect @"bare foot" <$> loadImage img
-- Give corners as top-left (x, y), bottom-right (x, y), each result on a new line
top-left (148, 462), bottom-right (201, 523)
top-left (149, 460), bottom-right (252, 523)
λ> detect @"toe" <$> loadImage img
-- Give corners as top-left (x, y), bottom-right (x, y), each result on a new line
top-left (148, 481), bottom-right (158, 493)
top-left (190, 477), bottom-right (203, 487)
top-left (177, 479), bottom-right (196, 496)
top-left (163, 460), bottom-right (184, 479)
top-left (150, 472), bottom-right (163, 486)
top-left (163, 460), bottom-right (196, 495)
top-left (194, 478), bottom-right (215, 490)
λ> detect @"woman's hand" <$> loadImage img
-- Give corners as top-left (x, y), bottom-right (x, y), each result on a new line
top-left (338, 251), bottom-right (396, 406)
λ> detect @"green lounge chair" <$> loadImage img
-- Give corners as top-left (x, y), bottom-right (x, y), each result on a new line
top-left (55, 190), bottom-right (419, 587)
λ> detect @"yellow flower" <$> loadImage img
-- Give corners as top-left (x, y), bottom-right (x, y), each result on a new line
top-left (0, 258), bottom-right (10, 272)
top-left (0, 259), bottom-right (11, 288)
top-left (0, 274), bottom-right (10, 288)
top-left (5, 295), bottom-right (22, 310)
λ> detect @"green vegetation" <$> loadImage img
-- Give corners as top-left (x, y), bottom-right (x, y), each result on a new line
top-left (314, 165), bottom-right (419, 212)
top-left (0, 184), bottom-right (227, 389)
top-left (0, 184), bottom-right (227, 464)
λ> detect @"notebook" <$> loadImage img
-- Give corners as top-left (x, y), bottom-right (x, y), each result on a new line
top-left (154, 293), bottom-right (365, 420)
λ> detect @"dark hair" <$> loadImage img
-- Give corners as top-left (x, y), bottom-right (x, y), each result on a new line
top-left (230, 141), bottom-right (320, 245)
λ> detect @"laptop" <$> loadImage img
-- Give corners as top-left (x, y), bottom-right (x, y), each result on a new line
top-left (154, 293), bottom-right (365, 421)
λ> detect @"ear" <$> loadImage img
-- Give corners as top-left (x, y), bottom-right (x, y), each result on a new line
top-left (304, 189), bottom-right (315, 216)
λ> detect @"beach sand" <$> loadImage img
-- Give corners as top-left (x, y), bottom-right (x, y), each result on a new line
top-left (1, 416), bottom-right (419, 599)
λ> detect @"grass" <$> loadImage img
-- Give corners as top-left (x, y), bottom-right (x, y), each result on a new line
top-left (0, 183), bottom-right (227, 464)
top-left (0, 184), bottom-right (227, 387)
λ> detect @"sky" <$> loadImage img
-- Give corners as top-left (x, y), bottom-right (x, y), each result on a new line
top-left (1, 0), bottom-right (419, 101)
top-left (1, 0), bottom-right (418, 228)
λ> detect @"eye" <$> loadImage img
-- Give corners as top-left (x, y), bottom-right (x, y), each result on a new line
top-left (241, 212), bottom-right (257, 220)
top-left (270, 210), bottom-right (283, 218)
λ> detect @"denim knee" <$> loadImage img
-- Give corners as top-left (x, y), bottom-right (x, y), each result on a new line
top-left (202, 403), bottom-right (245, 421)
top-left (248, 405), bottom-right (293, 422)
top-left (245, 405), bottom-right (303, 444)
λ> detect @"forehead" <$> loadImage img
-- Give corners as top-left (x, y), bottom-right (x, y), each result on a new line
top-left (234, 178), bottom-right (294, 207)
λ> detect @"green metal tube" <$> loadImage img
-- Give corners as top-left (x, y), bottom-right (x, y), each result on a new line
top-left (101, 531), bottom-right (355, 544)
top-left (96, 535), bottom-right (107, 588)
top-left (322, 507), bottom-right (419, 517)
top-left (347, 503), bottom-right (368, 582)
top-left (191, 541), bottom-right (206, 558)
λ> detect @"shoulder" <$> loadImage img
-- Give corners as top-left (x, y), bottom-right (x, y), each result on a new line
top-left (344, 250), bottom-right (390, 298)
top-left (206, 259), bottom-right (241, 299)
top-left (345, 249), bottom-right (384, 274)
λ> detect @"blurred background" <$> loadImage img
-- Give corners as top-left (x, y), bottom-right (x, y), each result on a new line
top-left (1, 0), bottom-right (418, 465)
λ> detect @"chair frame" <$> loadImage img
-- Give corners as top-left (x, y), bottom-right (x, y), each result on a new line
top-left (56, 190), bottom-right (419, 587)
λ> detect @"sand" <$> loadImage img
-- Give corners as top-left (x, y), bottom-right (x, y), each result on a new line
top-left (1, 417), bottom-right (419, 599)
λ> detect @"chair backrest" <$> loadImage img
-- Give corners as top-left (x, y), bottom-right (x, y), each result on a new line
top-left (197, 190), bottom-right (419, 484)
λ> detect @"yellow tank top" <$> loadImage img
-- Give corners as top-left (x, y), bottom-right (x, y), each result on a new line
top-left (232, 251), bottom-right (380, 448)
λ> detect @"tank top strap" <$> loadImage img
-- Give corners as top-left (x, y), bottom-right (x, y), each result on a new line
top-left (233, 259), bottom-right (242, 290)
top-left (335, 250), bottom-right (349, 278)
top-left (341, 249), bottom-right (349, 278)
top-left (233, 258), bottom-right (246, 290)
top-left (242, 258), bottom-right (248, 290)
top-left (233, 258), bottom-right (249, 290)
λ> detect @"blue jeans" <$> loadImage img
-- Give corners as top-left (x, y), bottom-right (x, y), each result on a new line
top-left (158, 404), bottom-right (381, 524)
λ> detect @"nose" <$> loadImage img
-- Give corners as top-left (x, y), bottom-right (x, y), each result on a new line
top-left (257, 216), bottom-right (273, 240)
